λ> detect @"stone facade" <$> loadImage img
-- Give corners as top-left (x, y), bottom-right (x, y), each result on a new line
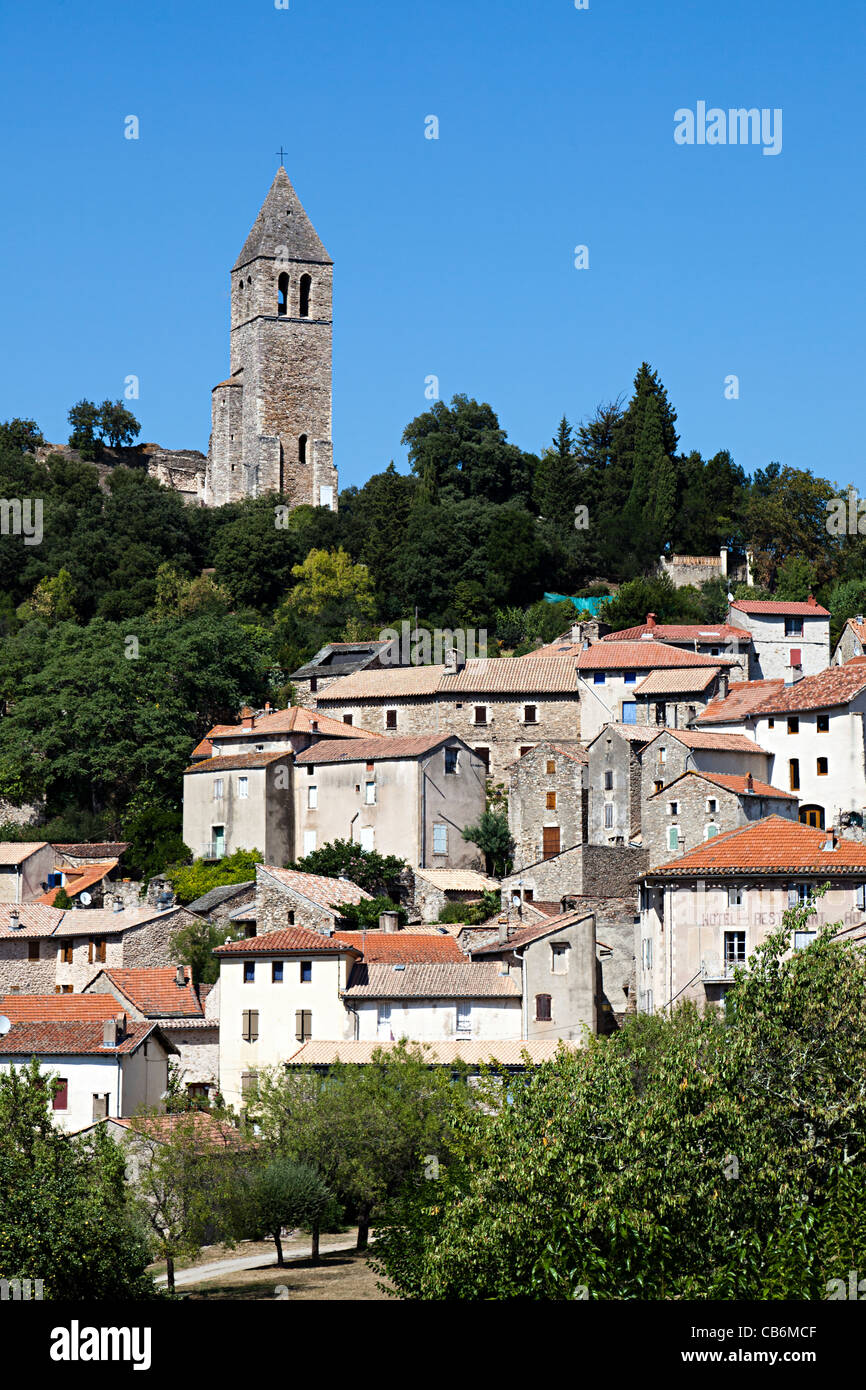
top-left (508, 741), bottom-right (588, 870)
top-left (639, 730), bottom-right (771, 810)
top-left (643, 773), bottom-right (799, 864)
top-left (205, 167), bottom-right (338, 511)
top-left (587, 726), bottom-right (653, 844)
top-left (255, 865), bottom-right (342, 937)
top-left (502, 843), bottom-right (647, 906)
top-left (658, 549), bottom-right (731, 589)
top-left (727, 601), bottom-right (830, 680)
top-left (0, 907), bottom-right (196, 996)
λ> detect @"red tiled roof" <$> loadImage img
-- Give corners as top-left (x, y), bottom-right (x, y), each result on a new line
top-left (294, 735), bottom-right (457, 764)
top-left (471, 908), bottom-right (593, 956)
top-left (648, 771), bottom-right (796, 801)
top-left (260, 866), bottom-right (374, 910)
top-left (602, 622), bottom-right (750, 643)
top-left (646, 815), bottom-right (866, 876)
top-left (587, 723), bottom-right (657, 746)
top-left (0, 904), bottom-right (65, 937)
top-left (333, 932), bottom-right (462, 963)
top-left (342, 961), bottom-right (520, 999)
top-left (97, 966), bottom-right (204, 1018)
top-left (575, 642), bottom-right (731, 671)
top-left (0, 1020), bottom-right (164, 1056)
top-left (697, 680), bottom-right (786, 724)
top-left (214, 927), bottom-right (363, 956)
top-left (184, 750), bottom-right (291, 774)
top-left (633, 667), bottom-right (719, 695)
top-left (744, 662), bottom-right (866, 715)
top-left (112, 1114), bottom-right (248, 1148)
top-left (0, 994), bottom-right (122, 1022)
top-left (211, 707), bottom-right (382, 741)
top-left (730, 598), bottom-right (830, 617)
top-left (641, 729), bottom-right (768, 754)
top-left (35, 860), bottom-right (118, 906)
top-left (317, 656), bottom-right (580, 699)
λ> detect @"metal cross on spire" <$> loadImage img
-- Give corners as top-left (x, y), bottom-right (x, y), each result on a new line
top-left (275, 147), bottom-right (288, 168)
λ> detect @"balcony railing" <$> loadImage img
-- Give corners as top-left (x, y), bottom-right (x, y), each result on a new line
top-left (200, 842), bottom-right (226, 860)
top-left (701, 957), bottom-right (746, 983)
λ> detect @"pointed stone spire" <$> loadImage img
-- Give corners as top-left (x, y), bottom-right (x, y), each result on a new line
top-left (233, 167), bottom-right (331, 270)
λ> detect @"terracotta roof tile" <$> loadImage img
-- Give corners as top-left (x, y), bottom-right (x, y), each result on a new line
top-left (0, 994), bottom-right (123, 1022)
top-left (587, 723), bottom-right (657, 745)
top-left (53, 906), bottom-right (182, 937)
top-left (646, 815), bottom-right (866, 876)
top-left (210, 707), bottom-right (382, 741)
top-left (0, 842), bottom-right (49, 865)
top-left (633, 667), bottom-right (720, 695)
top-left (97, 967), bottom-right (205, 1018)
top-left (53, 843), bottom-right (130, 858)
top-left (0, 1020), bottom-right (165, 1056)
top-left (647, 771), bottom-right (796, 801)
top-left (471, 908), bottom-right (593, 956)
top-left (294, 735), bottom-right (457, 764)
top-left (260, 866), bottom-right (374, 911)
top-left (316, 656), bottom-right (581, 700)
top-left (697, 680), bottom-right (786, 724)
top-left (333, 932), bottom-right (462, 963)
top-left (183, 750), bottom-right (291, 774)
top-left (746, 663), bottom-right (866, 715)
top-left (410, 868), bottom-right (500, 891)
top-left (214, 927), bottom-right (362, 956)
top-left (35, 860), bottom-right (118, 906)
top-left (601, 622), bottom-right (750, 643)
top-left (0, 904), bottom-right (65, 937)
top-left (342, 961), bottom-right (520, 999)
top-left (575, 642), bottom-right (731, 671)
top-left (640, 730), bottom-right (768, 754)
top-left (730, 598), bottom-right (830, 617)
top-left (285, 1039), bottom-right (573, 1065)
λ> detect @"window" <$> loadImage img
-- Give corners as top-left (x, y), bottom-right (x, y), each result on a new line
top-left (546, 759), bottom-right (556, 775)
top-left (724, 931), bottom-right (746, 969)
top-left (56, 984), bottom-right (73, 994)
top-left (88, 939), bottom-right (106, 965)
top-left (535, 994), bottom-right (552, 1022)
top-left (377, 1003), bottom-right (392, 1039)
top-left (277, 270), bottom-right (290, 315)
top-left (817, 714), bottom-right (829, 733)
top-left (654, 703), bottom-right (666, 725)
top-left (653, 780), bottom-right (663, 794)
top-left (787, 717), bottom-right (799, 735)
top-left (624, 671), bottom-right (636, 685)
top-left (659, 748), bottom-right (667, 765)
top-left (59, 942), bottom-right (73, 964)
top-left (385, 709), bottom-right (397, 729)
top-left (299, 273), bottom-right (311, 317)
top-left (668, 802), bottom-right (679, 816)
top-left (519, 745), bottom-right (532, 758)
top-left (319, 485), bottom-right (334, 508)
top-left (593, 672), bottom-right (605, 686)
top-left (551, 943), bottom-right (569, 975)
top-left (303, 830), bottom-right (317, 854)
top-left (298, 433), bottom-right (308, 464)
top-left (857, 883), bottom-right (866, 911)
top-left (788, 883), bottom-right (813, 906)
top-left (342, 713), bottom-right (353, 725)
top-left (272, 961), bottom-right (284, 983)
top-left (213, 778), bottom-right (224, 799)
top-left (784, 618), bottom-right (803, 637)
top-left (817, 757), bottom-right (828, 776)
top-left (238, 775), bottom-right (249, 799)
top-left (728, 887), bottom-right (743, 907)
top-left (474, 705), bottom-right (488, 726)
top-left (52, 1079), bottom-right (68, 1111)
top-left (641, 937), bottom-right (653, 970)
top-left (295, 1009), bottom-right (313, 1042)
top-left (789, 758), bottom-right (800, 790)
top-left (287, 910), bottom-right (295, 925)
top-left (523, 704), bottom-right (537, 724)
top-left (706, 799), bottom-right (717, 813)
top-left (456, 1002), bottom-right (471, 1035)
top-left (365, 781), bottom-right (376, 804)
top-left (604, 804), bottom-right (614, 828)
top-left (621, 702), bottom-right (636, 724)
top-left (789, 648), bottom-right (802, 667)
top-left (28, 940), bottom-right (40, 961)
top-left (704, 823), bottom-right (719, 839)
top-left (241, 1071), bottom-right (258, 1098)
top-left (92, 1094), bottom-right (109, 1121)
top-left (307, 784), bottom-right (317, 809)
top-left (310, 676), bottom-right (318, 694)
top-left (667, 826), bottom-right (680, 851)
top-left (799, 805), bottom-right (824, 828)
top-left (244, 962), bottom-right (258, 987)
top-left (445, 746), bottom-right (459, 774)
top-left (360, 826), bottom-right (375, 851)
top-left (546, 791), bottom-right (556, 810)
top-left (793, 930), bottom-right (817, 951)
top-left (542, 826), bottom-right (560, 858)
top-left (604, 770), bottom-right (613, 790)
top-left (767, 718), bottom-right (775, 729)
top-left (474, 747), bottom-right (490, 771)
top-left (212, 825), bottom-right (226, 858)
top-left (432, 823), bottom-right (447, 855)
top-left (241, 1009), bottom-right (259, 1041)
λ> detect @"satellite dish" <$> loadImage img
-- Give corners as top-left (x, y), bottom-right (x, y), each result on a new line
top-left (0, 1016), bottom-right (11, 1037)
top-left (80, 891), bottom-right (92, 906)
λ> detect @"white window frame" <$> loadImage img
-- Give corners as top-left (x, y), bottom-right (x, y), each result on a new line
top-left (307, 785), bottom-right (317, 809)
top-left (365, 781), bottom-right (376, 805)
top-left (551, 943), bottom-right (569, 975)
top-left (359, 826), bottom-right (375, 852)
top-left (456, 1001), bottom-right (472, 1035)
top-left (213, 778), bottom-right (224, 799)
top-left (237, 775), bottom-right (248, 799)
top-left (303, 829), bottom-right (317, 855)
top-left (432, 822), bottom-right (448, 855)
top-left (604, 804), bottom-right (614, 828)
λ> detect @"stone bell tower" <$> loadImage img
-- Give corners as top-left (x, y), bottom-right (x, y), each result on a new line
top-left (205, 165), bottom-right (338, 510)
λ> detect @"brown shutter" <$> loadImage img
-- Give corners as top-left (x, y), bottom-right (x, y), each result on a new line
top-left (88, 940), bottom-right (94, 964)
top-left (542, 827), bottom-right (560, 859)
top-left (535, 994), bottom-right (552, 1022)
top-left (250, 1010), bottom-right (259, 1041)
top-left (295, 1010), bottom-right (305, 1041)
top-left (546, 792), bottom-right (556, 811)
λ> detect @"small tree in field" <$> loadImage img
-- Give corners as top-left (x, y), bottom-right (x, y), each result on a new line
top-left (231, 1158), bottom-right (335, 1266)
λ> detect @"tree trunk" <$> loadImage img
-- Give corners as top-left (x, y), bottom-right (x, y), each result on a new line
top-left (166, 1253), bottom-right (175, 1293)
top-left (310, 1222), bottom-right (320, 1265)
top-left (357, 1206), bottom-right (371, 1252)
top-left (274, 1231), bottom-right (284, 1267)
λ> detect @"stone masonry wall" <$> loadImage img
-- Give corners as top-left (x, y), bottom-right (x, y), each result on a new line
top-left (509, 742), bottom-right (587, 870)
top-left (256, 869), bottom-right (333, 936)
top-left (502, 844), bottom-right (647, 906)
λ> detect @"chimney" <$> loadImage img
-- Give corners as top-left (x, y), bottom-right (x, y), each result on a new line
top-left (498, 917), bottom-right (509, 945)
top-left (807, 594), bottom-right (816, 606)
top-left (570, 623), bottom-right (581, 643)
top-left (857, 615), bottom-right (864, 626)
top-left (112, 899), bottom-right (124, 913)
top-left (264, 702), bottom-right (271, 715)
top-left (102, 1014), bottom-right (125, 1047)
top-left (718, 670), bottom-right (729, 699)
top-left (8, 909), bottom-right (20, 930)
top-left (745, 772), bottom-right (754, 793)
top-left (176, 964), bottom-right (186, 987)
top-left (310, 719), bottom-right (318, 734)
top-left (646, 612), bottom-right (657, 629)
top-left (443, 646), bottom-right (466, 675)
top-left (378, 910), bottom-right (400, 934)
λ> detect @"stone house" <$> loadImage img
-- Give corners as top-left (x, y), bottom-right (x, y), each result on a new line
top-left (182, 751), bottom-right (293, 864)
top-left (639, 728), bottom-right (773, 810)
top-left (727, 597), bottom-right (830, 680)
top-left (292, 734), bottom-right (486, 867)
top-left (586, 723), bottom-right (656, 845)
top-left (187, 880), bottom-right (256, 924)
top-left (508, 741), bottom-right (588, 869)
top-left (0, 843), bottom-right (54, 903)
top-left (695, 660), bottom-right (866, 832)
top-left (469, 909), bottom-right (598, 1041)
top-left (0, 902), bottom-right (199, 996)
top-left (638, 816), bottom-right (866, 1014)
top-left (574, 641), bottom-right (738, 742)
top-left (190, 703), bottom-right (377, 762)
top-left (501, 843), bottom-right (647, 910)
top-left (255, 864), bottom-right (375, 936)
top-left (313, 654), bottom-right (582, 784)
top-left (290, 639), bottom-right (402, 709)
top-left (404, 867), bottom-right (500, 923)
top-left (600, 613), bottom-right (751, 675)
top-left (83, 965), bottom-right (219, 1099)
top-left (0, 1001), bottom-right (176, 1133)
top-left (341, 961), bottom-right (521, 1043)
top-left (832, 617), bottom-right (866, 666)
top-left (643, 770), bottom-right (799, 863)
top-left (632, 665), bottom-right (733, 731)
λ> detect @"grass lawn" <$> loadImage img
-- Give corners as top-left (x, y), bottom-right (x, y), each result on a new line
top-left (183, 1248), bottom-right (393, 1301)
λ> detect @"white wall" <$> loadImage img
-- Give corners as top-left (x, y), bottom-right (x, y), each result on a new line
top-left (0, 1053), bottom-right (121, 1133)
top-left (353, 998), bottom-right (521, 1042)
top-left (753, 698), bottom-right (866, 822)
top-left (728, 611), bottom-right (830, 680)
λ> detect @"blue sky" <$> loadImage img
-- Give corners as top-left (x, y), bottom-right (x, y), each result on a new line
top-left (1, 0), bottom-right (863, 492)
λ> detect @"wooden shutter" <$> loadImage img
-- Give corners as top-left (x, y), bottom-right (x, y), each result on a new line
top-left (546, 792), bottom-right (556, 810)
top-left (242, 1010), bottom-right (259, 1042)
top-left (295, 1009), bottom-right (312, 1042)
top-left (542, 827), bottom-right (560, 859)
top-left (535, 994), bottom-right (552, 1022)
top-left (52, 1079), bottom-right (68, 1111)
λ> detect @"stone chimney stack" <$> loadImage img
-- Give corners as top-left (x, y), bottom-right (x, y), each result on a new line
top-left (443, 646), bottom-right (466, 675)
top-left (498, 917), bottom-right (509, 945)
top-left (378, 911), bottom-right (400, 934)
top-left (745, 772), bottom-right (754, 793)
top-left (646, 612), bottom-right (657, 630)
top-left (176, 964), bottom-right (186, 987)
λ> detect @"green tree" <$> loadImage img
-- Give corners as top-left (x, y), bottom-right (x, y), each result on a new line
top-left (97, 399), bottom-right (141, 449)
top-left (0, 1061), bottom-right (157, 1299)
top-left (774, 553), bottom-right (818, 602)
top-left (402, 395), bottom-right (535, 508)
top-left (67, 399), bottom-right (103, 460)
top-left (0, 418), bottom-right (45, 455)
top-left (170, 915), bottom-right (245, 986)
top-left (230, 1158), bottom-right (336, 1266)
top-left (16, 568), bottom-right (77, 625)
top-left (289, 840), bottom-right (407, 897)
top-left (461, 808), bottom-right (512, 877)
top-left (166, 848), bottom-right (263, 905)
top-left (599, 573), bottom-right (704, 631)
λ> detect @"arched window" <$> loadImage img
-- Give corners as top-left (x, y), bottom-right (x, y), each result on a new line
top-left (299, 273), bottom-right (311, 317)
top-left (277, 272), bottom-right (289, 316)
top-left (298, 434), bottom-right (308, 464)
top-left (799, 805), bottom-right (825, 829)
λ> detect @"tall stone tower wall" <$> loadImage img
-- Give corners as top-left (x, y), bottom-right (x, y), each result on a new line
top-left (205, 167), bottom-right (337, 511)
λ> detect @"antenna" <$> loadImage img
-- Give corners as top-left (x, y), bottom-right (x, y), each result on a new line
top-left (0, 1015), bottom-right (11, 1037)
